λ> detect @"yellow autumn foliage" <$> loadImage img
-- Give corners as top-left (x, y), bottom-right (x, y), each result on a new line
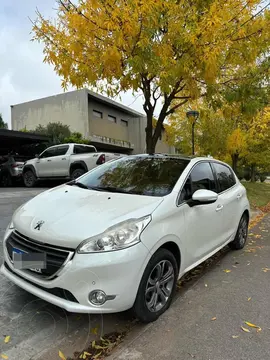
top-left (32, 0), bottom-right (270, 153)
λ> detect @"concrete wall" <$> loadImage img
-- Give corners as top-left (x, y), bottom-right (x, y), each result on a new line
top-left (88, 98), bottom-right (130, 142)
top-left (11, 88), bottom-right (175, 155)
top-left (11, 89), bottom-right (89, 136)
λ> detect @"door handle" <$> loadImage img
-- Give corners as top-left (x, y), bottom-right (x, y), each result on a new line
top-left (216, 204), bottom-right (224, 212)
top-left (62, 158), bottom-right (66, 160)
top-left (47, 159), bottom-right (51, 162)
top-left (236, 194), bottom-right (242, 200)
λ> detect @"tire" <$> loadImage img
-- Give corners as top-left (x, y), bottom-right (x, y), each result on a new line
top-left (1, 172), bottom-right (12, 187)
top-left (133, 248), bottom-right (178, 323)
top-left (71, 168), bottom-right (86, 180)
top-left (229, 213), bottom-right (249, 250)
top-left (23, 170), bottom-right (37, 188)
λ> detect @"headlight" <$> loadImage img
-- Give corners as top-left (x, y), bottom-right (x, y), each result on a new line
top-left (77, 215), bottom-right (151, 253)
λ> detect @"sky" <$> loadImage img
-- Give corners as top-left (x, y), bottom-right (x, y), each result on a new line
top-left (0, 0), bottom-right (146, 128)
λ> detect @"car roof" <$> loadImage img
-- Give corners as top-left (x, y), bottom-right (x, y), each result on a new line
top-left (47, 143), bottom-right (95, 149)
top-left (133, 153), bottom-right (191, 161)
top-left (131, 154), bottom-right (231, 168)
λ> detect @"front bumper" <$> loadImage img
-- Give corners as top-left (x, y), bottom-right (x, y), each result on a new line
top-left (1, 238), bottom-right (151, 313)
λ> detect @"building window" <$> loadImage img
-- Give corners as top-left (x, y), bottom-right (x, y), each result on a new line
top-left (108, 115), bottom-right (117, 123)
top-left (121, 119), bottom-right (128, 127)
top-left (93, 110), bottom-right (103, 118)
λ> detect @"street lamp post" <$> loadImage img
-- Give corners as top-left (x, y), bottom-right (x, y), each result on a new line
top-left (186, 110), bottom-right (199, 155)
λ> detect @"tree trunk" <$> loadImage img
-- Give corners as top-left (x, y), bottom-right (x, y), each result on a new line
top-left (231, 153), bottom-right (239, 173)
top-left (251, 164), bottom-right (256, 182)
top-left (144, 108), bottom-right (154, 154)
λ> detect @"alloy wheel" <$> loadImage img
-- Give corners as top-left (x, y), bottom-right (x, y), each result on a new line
top-left (239, 217), bottom-right (248, 246)
top-left (145, 260), bottom-right (175, 313)
top-left (24, 172), bottom-right (34, 187)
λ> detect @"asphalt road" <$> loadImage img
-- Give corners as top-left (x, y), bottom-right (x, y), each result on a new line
top-left (111, 215), bottom-right (270, 360)
top-left (0, 188), bottom-right (131, 360)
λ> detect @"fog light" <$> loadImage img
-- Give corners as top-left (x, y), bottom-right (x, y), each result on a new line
top-left (89, 290), bottom-right (107, 305)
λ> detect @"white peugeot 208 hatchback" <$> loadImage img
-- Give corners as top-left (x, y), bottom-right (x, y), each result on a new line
top-left (1, 154), bottom-right (250, 323)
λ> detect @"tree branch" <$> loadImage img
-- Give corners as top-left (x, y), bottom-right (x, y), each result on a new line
top-left (165, 99), bottom-right (189, 116)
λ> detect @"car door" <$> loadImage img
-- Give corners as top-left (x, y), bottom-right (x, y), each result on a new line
top-left (211, 162), bottom-right (241, 242)
top-left (36, 148), bottom-right (56, 177)
top-left (177, 161), bottom-right (222, 271)
top-left (51, 145), bottom-right (70, 177)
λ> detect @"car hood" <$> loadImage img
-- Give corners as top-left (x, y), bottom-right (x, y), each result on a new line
top-left (13, 185), bottom-right (163, 248)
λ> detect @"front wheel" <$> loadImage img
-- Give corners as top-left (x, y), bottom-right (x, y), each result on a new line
top-left (133, 248), bottom-right (178, 323)
top-left (23, 170), bottom-right (37, 188)
top-left (229, 214), bottom-right (249, 250)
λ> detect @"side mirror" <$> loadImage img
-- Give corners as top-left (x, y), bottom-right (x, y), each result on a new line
top-left (188, 189), bottom-right (218, 207)
top-left (35, 154), bottom-right (39, 158)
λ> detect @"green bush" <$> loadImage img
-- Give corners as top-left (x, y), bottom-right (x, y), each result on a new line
top-left (260, 175), bottom-right (267, 183)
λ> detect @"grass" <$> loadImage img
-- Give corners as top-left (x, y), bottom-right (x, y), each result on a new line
top-left (242, 181), bottom-right (270, 208)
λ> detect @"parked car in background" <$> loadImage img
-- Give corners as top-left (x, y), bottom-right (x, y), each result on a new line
top-left (22, 143), bottom-right (126, 187)
top-left (2, 154), bottom-right (250, 322)
top-left (0, 152), bottom-right (24, 187)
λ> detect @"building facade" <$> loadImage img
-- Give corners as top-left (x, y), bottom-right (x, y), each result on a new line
top-left (11, 89), bottom-right (175, 154)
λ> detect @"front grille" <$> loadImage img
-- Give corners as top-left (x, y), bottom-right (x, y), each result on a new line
top-left (4, 262), bottom-right (79, 303)
top-left (6, 231), bottom-right (73, 279)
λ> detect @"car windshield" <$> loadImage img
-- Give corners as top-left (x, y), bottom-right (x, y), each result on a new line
top-left (74, 156), bottom-right (190, 197)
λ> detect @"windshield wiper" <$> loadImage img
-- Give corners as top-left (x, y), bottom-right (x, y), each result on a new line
top-left (67, 181), bottom-right (107, 191)
top-left (67, 180), bottom-right (89, 189)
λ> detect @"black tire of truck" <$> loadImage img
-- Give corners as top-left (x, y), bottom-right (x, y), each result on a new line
top-left (23, 170), bottom-right (37, 188)
top-left (71, 168), bottom-right (86, 180)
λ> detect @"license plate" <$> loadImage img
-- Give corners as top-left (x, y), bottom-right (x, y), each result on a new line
top-left (12, 248), bottom-right (46, 271)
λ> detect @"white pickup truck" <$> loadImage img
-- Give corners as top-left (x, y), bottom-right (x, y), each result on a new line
top-left (22, 143), bottom-right (125, 187)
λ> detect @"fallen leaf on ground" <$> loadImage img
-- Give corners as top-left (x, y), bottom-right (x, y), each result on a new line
top-left (211, 317), bottom-right (217, 321)
top-left (1, 355), bottom-right (8, 360)
top-left (205, 284), bottom-right (208, 287)
top-left (232, 335), bottom-right (239, 339)
top-left (255, 235), bottom-right (262, 239)
top-left (248, 233), bottom-right (254, 236)
top-left (262, 268), bottom-right (270, 273)
top-left (91, 327), bottom-right (99, 335)
top-left (245, 321), bottom-right (262, 331)
top-left (245, 248), bottom-right (256, 253)
top-left (92, 352), bottom-right (102, 359)
top-left (4, 336), bottom-right (10, 344)
top-left (241, 326), bottom-right (250, 333)
top-left (58, 350), bottom-right (66, 360)
top-left (223, 269), bottom-right (231, 273)
top-left (248, 297), bottom-right (251, 301)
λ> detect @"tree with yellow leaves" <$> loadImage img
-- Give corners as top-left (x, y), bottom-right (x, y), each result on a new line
top-left (244, 107), bottom-right (270, 181)
top-left (32, 0), bottom-right (270, 153)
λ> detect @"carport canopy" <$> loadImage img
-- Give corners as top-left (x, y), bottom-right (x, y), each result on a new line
top-left (0, 129), bottom-right (49, 155)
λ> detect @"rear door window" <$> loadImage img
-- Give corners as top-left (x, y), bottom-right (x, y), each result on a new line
top-left (212, 163), bottom-right (236, 193)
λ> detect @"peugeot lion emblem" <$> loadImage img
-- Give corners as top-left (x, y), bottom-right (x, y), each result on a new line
top-left (34, 220), bottom-right (45, 230)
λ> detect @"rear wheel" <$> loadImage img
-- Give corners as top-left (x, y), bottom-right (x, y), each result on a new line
top-left (133, 248), bottom-right (178, 323)
top-left (229, 214), bottom-right (249, 250)
top-left (71, 168), bottom-right (86, 180)
top-left (23, 170), bottom-right (37, 188)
